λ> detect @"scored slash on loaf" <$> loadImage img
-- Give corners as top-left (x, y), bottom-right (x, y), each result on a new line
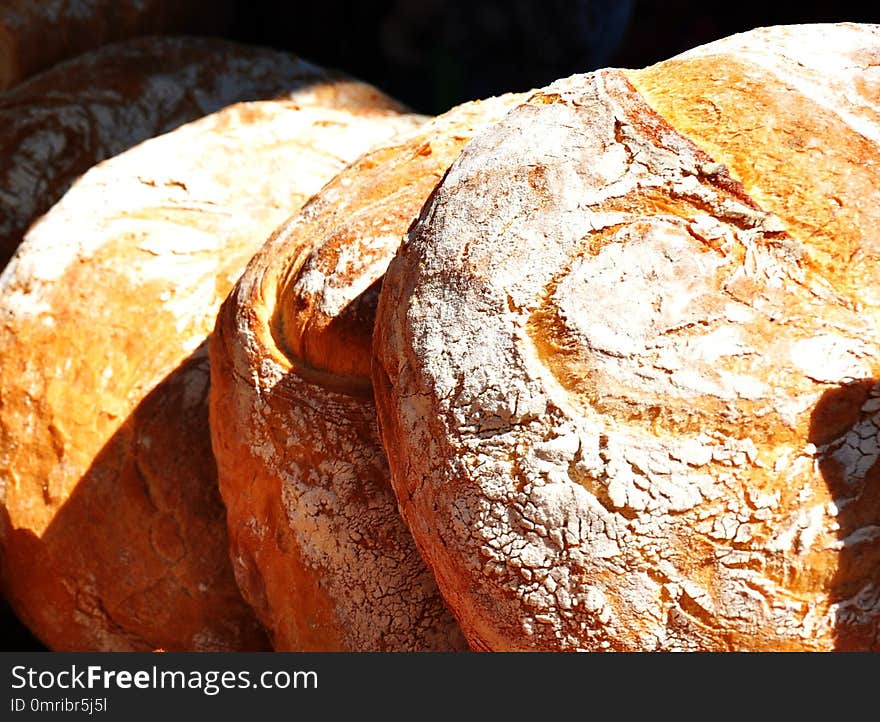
top-left (2, 20), bottom-right (878, 653)
top-left (372, 22), bottom-right (880, 651)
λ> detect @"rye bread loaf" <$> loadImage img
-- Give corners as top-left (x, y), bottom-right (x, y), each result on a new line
top-left (209, 92), bottom-right (527, 650)
top-left (0, 0), bottom-right (233, 90)
top-left (372, 22), bottom-right (880, 651)
top-left (0, 95), bottom-right (420, 651)
top-left (0, 34), bottom-right (408, 269)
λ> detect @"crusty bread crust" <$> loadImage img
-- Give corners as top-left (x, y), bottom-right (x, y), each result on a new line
top-left (373, 23), bottom-right (880, 651)
top-left (0, 97), bottom-right (418, 651)
top-left (209, 93), bottom-right (526, 651)
top-left (0, 35), bottom-right (409, 270)
top-left (0, 0), bottom-right (233, 90)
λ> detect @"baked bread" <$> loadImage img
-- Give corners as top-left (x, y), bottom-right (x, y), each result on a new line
top-left (372, 22), bottom-right (880, 651)
top-left (209, 91), bottom-right (527, 651)
top-left (0, 34), bottom-right (408, 270)
top-left (0, 95), bottom-right (420, 651)
top-left (0, 0), bottom-right (233, 90)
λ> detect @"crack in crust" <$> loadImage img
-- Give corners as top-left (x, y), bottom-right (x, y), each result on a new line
top-left (373, 24), bottom-right (880, 651)
top-left (209, 90), bottom-right (548, 651)
top-left (0, 35), bottom-right (410, 269)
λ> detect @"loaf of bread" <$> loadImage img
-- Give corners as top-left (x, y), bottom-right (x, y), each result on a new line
top-left (0, 34), bottom-right (408, 270)
top-left (0, 92), bottom-right (420, 651)
top-left (209, 91), bottom-right (529, 650)
top-left (372, 22), bottom-right (880, 651)
top-left (0, 0), bottom-right (233, 90)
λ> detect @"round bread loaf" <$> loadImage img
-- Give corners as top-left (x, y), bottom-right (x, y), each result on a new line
top-left (0, 0), bottom-right (233, 90)
top-left (0, 34), bottom-right (408, 270)
top-left (372, 23), bottom-right (880, 651)
top-left (209, 91), bottom-right (527, 651)
top-left (0, 95), bottom-right (420, 651)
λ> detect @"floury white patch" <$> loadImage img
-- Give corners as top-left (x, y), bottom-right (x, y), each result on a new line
top-left (373, 23), bottom-right (880, 651)
top-left (207, 88), bottom-right (531, 652)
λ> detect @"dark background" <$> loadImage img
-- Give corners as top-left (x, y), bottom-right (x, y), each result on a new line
top-left (2, 0), bottom-right (879, 652)
top-left (227, 0), bottom-right (880, 114)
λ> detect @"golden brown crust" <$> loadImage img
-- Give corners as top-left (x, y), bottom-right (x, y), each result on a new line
top-left (624, 23), bottom-right (880, 309)
top-left (0, 0), bottom-right (233, 90)
top-left (0, 96), bottom-right (417, 651)
top-left (0, 35), bottom-right (408, 270)
top-left (373, 24), bottom-right (880, 651)
top-left (212, 233), bottom-right (468, 650)
top-left (209, 93), bottom-right (527, 651)
top-left (278, 93), bottom-right (526, 382)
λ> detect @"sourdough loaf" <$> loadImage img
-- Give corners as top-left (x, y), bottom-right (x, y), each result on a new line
top-left (209, 91), bottom-right (528, 651)
top-left (0, 0), bottom-right (233, 90)
top-left (0, 94), bottom-right (420, 651)
top-left (0, 34), bottom-right (408, 269)
top-left (372, 22), bottom-right (880, 651)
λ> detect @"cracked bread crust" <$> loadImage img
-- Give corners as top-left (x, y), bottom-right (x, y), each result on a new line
top-left (0, 96), bottom-right (419, 651)
top-left (208, 92), bottom-right (527, 651)
top-left (210, 95), bottom-right (525, 651)
top-left (372, 23), bottom-right (880, 651)
top-left (0, 34), bottom-right (409, 270)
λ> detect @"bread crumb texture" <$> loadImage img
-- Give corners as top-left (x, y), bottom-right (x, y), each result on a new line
top-left (373, 23), bottom-right (880, 651)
